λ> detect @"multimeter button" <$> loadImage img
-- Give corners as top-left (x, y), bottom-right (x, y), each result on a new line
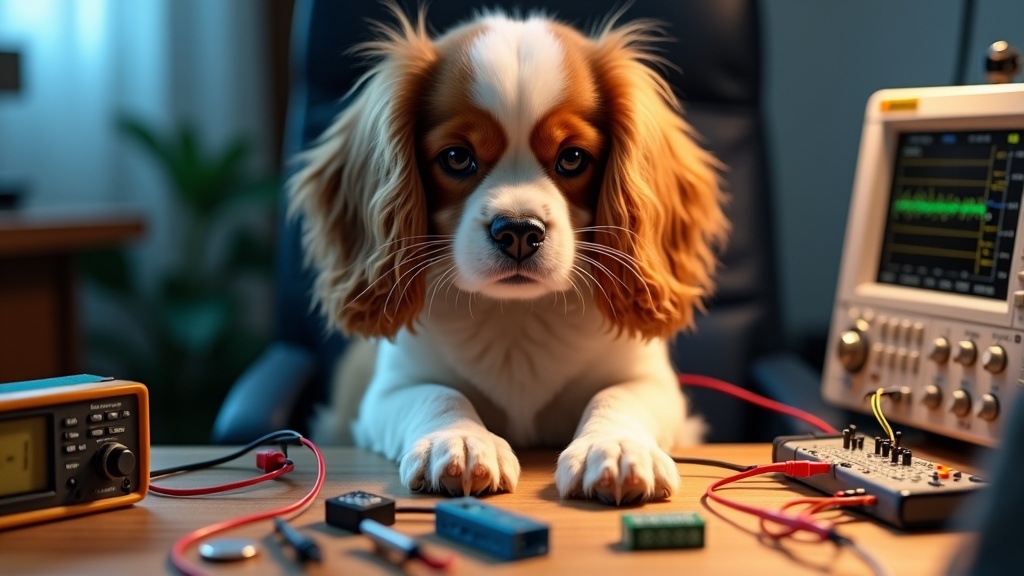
top-left (64, 444), bottom-right (78, 454)
top-left (108, 426), bottom-right (127, 435)
top-left (89, 413), bottom-right (104, 423)
top-left (63, 431), bottom-right (81, 440)
top-left (67, 478), bottom-right (77, 488)
top-left (106, 411), bottom-right (120, 421)
top-left (89, 428), bottom-right (105, 438)
top-left (63, 417), bottom-right (79, 427)
top-left (122, 410), bottom-right (131, 418)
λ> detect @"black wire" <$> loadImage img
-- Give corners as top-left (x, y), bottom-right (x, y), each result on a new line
top-left (672, 457), bottom-right (756, 472)
top-left (150, 430), bottom-right (304, 479)
top-left (953, 0), bottom-right (977, 85)
top-left (395, 506), bottom-right (437, 514)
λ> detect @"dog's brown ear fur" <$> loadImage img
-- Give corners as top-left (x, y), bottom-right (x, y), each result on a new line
top-left (289, 7), bottom-right (436, 337)
top-left (590, 21), bottom-right (729, 339)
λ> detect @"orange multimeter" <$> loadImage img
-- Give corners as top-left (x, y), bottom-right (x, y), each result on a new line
top-left (0, 375), bottom-right (149, 530)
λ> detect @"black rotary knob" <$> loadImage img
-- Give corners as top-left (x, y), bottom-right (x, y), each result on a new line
top-left (96, 442), bottom-right (136, 480)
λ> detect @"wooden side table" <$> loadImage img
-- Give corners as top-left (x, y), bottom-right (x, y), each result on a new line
top-left (0, 207), bottom-right (144, 382)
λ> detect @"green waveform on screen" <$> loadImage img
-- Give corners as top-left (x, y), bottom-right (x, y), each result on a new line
top-left (891, 189), bottom-right (988, 220)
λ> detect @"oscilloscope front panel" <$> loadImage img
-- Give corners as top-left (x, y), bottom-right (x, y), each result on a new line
top-left (822, 84), bottom-right (1024, 446)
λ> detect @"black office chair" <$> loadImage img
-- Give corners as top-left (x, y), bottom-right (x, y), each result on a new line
top-left (212, 0), bottom-right (835, 445)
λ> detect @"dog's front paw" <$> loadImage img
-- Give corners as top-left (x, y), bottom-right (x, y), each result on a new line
top-left (555, 436), bottom-right (679, 505)
top-left (398, 429), bottom-right (520, 496)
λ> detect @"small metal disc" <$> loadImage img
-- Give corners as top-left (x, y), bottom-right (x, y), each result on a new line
top-left (198, 538), bottom-right (259, 562)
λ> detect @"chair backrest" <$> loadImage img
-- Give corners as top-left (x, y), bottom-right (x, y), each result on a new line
top-left (275, 0), bottom-right (780, 442)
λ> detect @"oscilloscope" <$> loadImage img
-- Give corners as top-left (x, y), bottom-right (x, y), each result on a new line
top-left (822, 83), bottom-right (1024, 446)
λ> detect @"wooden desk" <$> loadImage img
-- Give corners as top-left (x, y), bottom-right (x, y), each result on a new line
top-left (0, 207), bottom-right (144, 382)
top-left (0, 444), bottom-right (978, 575)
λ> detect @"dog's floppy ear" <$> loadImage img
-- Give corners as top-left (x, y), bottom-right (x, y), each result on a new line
top-left (590, 21), bottom-right (729, 339)
top-left (289, 8), bottom-right (436, 337)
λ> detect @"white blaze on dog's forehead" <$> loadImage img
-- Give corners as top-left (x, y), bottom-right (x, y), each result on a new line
top-left (469, 16), bottom-right (565, 140)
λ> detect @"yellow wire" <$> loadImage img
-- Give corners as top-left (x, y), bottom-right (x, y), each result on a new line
top-left (872, 388), bottom-right (895, 443)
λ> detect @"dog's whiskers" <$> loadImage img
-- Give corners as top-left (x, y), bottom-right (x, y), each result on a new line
top-left (427, 264), bottom-right (460, 318)
top-left (566, 269), bottom-right (587, 317)
top-left (575, 225), bottom-right (642, 243)
top-left (382, 249), bottom-right (453, 316)
top-left (575, 253), bottom-right (630, 292)
top-left (576, 244), bottom-right (655, 305)
top-left (572, 264), bottom-right (615, 319)
top-left (340, 240), bottom-right (453, 311)
top-left (364, 234), bottom-right (455, 259)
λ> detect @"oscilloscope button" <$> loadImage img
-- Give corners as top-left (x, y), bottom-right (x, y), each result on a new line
top-left (928, 337), bottom-right (951, 363)
top-left (951, 389), bottom-right (972, 418)
top-left (890, 318), bottom-right (903, 341)
top-left (1017, 271), bottom-right (1024, 285)
top-left (1014, 290), bottom-right (1024, 308)
top-left (981, 345), bottom-right (1007, 374)
top-left (900, 320), bottom-right (913, 343)
top-left (912, 322), bottom-right (925, 344)
top-left (952, 341), bottom-right (977, 366)
top-left (978, 394), bottom-right (1000, 422)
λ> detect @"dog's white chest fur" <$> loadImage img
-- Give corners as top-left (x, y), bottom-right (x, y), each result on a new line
top-left (370, 293), bottom-right (664, 447)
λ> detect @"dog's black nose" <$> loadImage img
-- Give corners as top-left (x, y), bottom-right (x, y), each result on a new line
top-left (490, 216), bottom-right (546, 261)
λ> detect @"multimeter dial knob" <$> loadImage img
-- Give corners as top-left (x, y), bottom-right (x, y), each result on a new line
top-left (96, 442), bottom-right (136, 480)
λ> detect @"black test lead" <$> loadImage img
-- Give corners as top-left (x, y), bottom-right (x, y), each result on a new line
top-left (274, 517), bottom-right (321, 562)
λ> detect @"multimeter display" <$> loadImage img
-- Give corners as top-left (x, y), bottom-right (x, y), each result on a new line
top-left (0, 415), bottom-right (51, 498)
top-left (876, 128), bottom-right (1024, 300)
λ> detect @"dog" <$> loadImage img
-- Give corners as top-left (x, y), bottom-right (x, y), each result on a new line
top-left (290, 6), bottom-right (729, 505)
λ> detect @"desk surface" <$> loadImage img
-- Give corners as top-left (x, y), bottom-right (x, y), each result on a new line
top-left (0, 444), bottom-right (978, 575)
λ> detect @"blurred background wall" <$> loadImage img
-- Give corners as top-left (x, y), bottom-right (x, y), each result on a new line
top-left (1, 0), bottom-right (1023, 441)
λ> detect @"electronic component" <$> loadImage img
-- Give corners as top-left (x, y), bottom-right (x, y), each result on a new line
top-left (823, 83), bottom-right (1024, 446)
top-left (325, 491), bottom-right (395, 532)
top-left (621, 512), bottom-right (705, 550)
top-left (198, 538), bottom-right (259, 562)
top-left (435, 497), bottom-right (549, 561)
top-left (274, 517), bottom-right (321, 562)
top-left (772, 434), bottom-right (986, 529)
top-left (0, 375), bottom-right (149, 530)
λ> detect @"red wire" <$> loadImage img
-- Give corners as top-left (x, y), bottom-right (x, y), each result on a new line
top-left (678, 373), bottom-right (840, 434)
top-left (704, 461), bottom-right (836, 541)
top-left (150, 462), bottom-right (295, 496)
top-left (759, 494), bottom-right (877, 540)
top-left (169, 437), bottom-right (327, 576)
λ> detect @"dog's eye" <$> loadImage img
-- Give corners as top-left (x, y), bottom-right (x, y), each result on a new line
top-left (440, 147), bottom-right (477, 176)
top-left (556, 147), bottom-right (589, 176)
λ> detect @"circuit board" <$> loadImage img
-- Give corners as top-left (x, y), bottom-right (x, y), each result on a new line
top-left (772, 434), bottom-right (986, 530)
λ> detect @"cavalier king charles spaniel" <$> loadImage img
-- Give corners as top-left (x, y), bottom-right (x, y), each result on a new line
top-left (291, 6), bottom-right (728, 505)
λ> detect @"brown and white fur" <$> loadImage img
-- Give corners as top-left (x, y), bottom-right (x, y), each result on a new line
top-left (291, 7), bottom-right (728, 505)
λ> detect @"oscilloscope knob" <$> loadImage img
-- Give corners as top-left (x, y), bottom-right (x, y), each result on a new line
top-left (922, 385), bottom-right (943, 409)
top-left (95, 442), bottom-right (136, 480)
top-left (952, 341), bottom-right (977, 366)
top-left (950, 389), bottom-right (972, 418)
top-left (927, 337), bottom-right (951, 364)
top-left (981, 345), bottom-right (1007, 374)
top-left (837, 329), bottom-right (869, 373)
top-left (977, 393), bottom-right (1000, 422)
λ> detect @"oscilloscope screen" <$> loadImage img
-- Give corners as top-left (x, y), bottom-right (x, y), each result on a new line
top-left (876, 129), bottom-right (1024, 300)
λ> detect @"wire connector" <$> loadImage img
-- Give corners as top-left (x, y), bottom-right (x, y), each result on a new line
top-left (782, 460), bottom-right (832, 477)
top-left (257, 450), bottom-right (290, 473)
